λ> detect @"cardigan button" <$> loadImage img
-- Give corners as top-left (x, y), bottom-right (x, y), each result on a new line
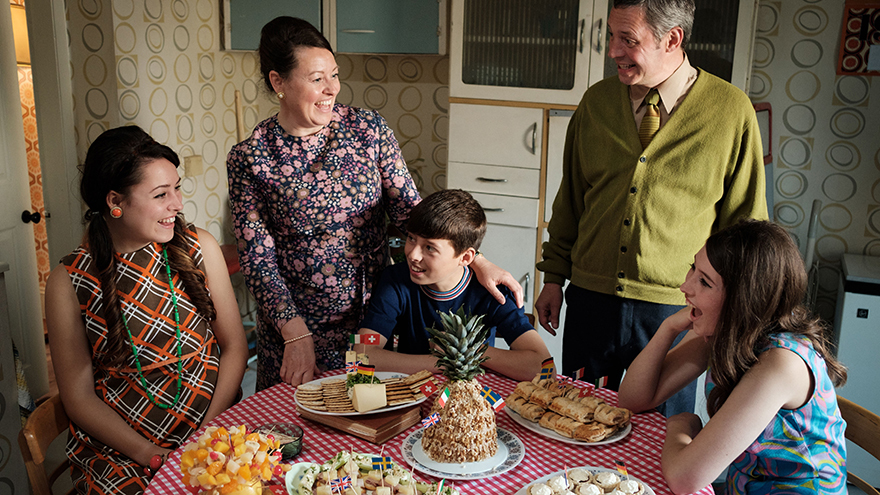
top-left (618, 272), bottom-right (625, 278)
top-left (623, 219), bottom-right (631, 226)
top-left (616, 285), bottom-right (623, 292)
top-left (620, 246), bottom-right (627, 253)
top-left (630, 187), bottom-right (637, 194)
top-left (639, 156), bottom-right (646, 163)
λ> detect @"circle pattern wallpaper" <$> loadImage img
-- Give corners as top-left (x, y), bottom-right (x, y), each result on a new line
top-left (753, 1), bottom-right (879, 321)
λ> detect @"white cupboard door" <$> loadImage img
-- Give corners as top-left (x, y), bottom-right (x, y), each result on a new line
top-left (448, 104), bottom-right (543, 169)
top-left (447, 162), bottom-right (541, 199)
top-left (469, 192), bottom-right (539, 229)
top-left (480, 223), bottom-right (537, 318)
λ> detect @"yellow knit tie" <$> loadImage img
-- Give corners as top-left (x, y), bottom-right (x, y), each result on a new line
top-left (638, 89), bottom-right (660, 149)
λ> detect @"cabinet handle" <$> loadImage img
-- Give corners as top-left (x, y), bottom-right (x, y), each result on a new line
top-left (522, 273), bottom-right (530, 303)
top-left (477, 177), bottom-right (508, 183)
top-left (482, 207), bottom-right (504, 212)
top-left (596, 18), bottom-right (603, 53)
top-left (530, 122), bottom-right (537, 155)
top-left (341, 29), bottom-right (376, 34)
top-left (579, 19), bottom-right (586, 53)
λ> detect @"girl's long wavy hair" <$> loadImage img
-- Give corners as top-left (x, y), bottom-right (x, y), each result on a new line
top-left (705, 219), bottom-right (847, 416)
top-left (79, 125), bottom-right (216, 367)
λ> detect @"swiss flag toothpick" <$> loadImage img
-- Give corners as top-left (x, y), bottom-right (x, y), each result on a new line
top-left (420, 381), bottom-right (437, 396)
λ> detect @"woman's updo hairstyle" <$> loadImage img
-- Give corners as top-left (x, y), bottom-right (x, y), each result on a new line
top-left (258, 16), bottom-right (334, 93)
top-left (79, 125), bottom-right (215, 367)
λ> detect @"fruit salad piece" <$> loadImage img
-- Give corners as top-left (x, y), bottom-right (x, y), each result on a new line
top-left (179, 425), bottom-right (291, 494)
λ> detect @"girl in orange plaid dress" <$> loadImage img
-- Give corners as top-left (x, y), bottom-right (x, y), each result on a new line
top-left (44, 126), bottom-right (248, 494)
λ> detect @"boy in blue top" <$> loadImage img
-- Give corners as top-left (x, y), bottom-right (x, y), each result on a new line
top-left (357, 189), bottom-right (551, 381)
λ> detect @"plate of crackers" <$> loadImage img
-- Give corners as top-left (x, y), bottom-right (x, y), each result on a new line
top-left (504, 379), bottom-right (633, 446)
top-left (294, 370), bottom-right (434, 416)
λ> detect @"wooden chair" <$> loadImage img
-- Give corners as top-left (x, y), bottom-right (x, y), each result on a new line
top-left (18, 394), bottom-right (73, 495)
top-left (838, 395), bottom-right (880, 495)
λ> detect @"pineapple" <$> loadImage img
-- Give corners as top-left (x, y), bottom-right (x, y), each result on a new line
top-left (420, 308), bottom-right (498, 463)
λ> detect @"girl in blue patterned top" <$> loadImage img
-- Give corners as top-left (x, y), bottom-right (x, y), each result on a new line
top-left (619, 219), bottom-right (847, 494)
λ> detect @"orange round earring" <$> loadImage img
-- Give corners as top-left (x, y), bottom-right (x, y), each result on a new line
top-left (110, 206), bottom-right (123, 219)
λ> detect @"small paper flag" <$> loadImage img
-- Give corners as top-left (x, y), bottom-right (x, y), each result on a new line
top-left (420, 381), bottom-right (437, 396)
top-left (615, 459), bottom-right (628, 479)
top-left (330, 475), bottom-right (352, 492)
top-left (357, 364), bottom-right (376, 376)
top-left (572, 367), bottom-right (585, 380)
top-left (594, 376), bottom-right (609, 389)
top-left (435, 479), bottom-right (445, 495)
top-left (579, 386), bottom-right (592, 397)
top-left (481, 385), bottom-right (505, 411)
top-left (393, 335), bottom-right (399, 350)
top-left (421, 412), bottom-right (441, 428)
top-left (345, 360), bottom-right (361, 374)
top-left (350, 333), bottom-right (381, 345)
top-left (539, 358), bottom-right (556, 380)
top-left (436, 387), bottom-right (450, 408)
top-left (372, 456), bottom-right (393, 470)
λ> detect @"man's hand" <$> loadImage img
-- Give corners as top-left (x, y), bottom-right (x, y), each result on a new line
top-left (535, 283), bottom-right (563, 335)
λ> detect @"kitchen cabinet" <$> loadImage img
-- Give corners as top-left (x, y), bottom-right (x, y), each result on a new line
top-left (335, 0), bottom-right (446, 54)
top-left (223, 0), bottom-right (323, 51)
top-left (449, 0), bottom-right (609, 106)
top-left (447, 104), bottom-right (544, 321)
top-left (222, 0), bottom-right (447, 55)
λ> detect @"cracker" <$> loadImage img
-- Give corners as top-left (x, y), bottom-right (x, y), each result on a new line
top-left (402, 369), bottom-right (432, 385)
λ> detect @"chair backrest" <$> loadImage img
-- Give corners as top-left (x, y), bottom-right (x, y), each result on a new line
top-left (838, 395), bottom-right (880, 495)
top-left (18, 394), bottom-right (73, 495)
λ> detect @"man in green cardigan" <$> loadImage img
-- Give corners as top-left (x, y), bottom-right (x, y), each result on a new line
top-left (535, 0), bottom-right (768, 417)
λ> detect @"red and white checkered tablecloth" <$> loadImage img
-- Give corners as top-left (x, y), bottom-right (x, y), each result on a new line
top-left (146, 371), bottom-right (714, 495)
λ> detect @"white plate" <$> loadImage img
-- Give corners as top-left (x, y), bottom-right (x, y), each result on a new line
top-left (513, 466), bottom-right (656, 495)
top-left (295, 372), bottom-right (428, 416)
top-left (504, 407), bottom-right (632, 446)
top-left (400, 427), bottom-right (524, 481)
top-left (284, 462), bottom-right (319, 494)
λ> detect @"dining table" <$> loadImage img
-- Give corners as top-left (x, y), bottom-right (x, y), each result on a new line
top-left (145, 370), bottom-right (715, 495)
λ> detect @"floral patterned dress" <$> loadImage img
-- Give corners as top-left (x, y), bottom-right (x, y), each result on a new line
top-left (227, 105), bottom-right (420, 390)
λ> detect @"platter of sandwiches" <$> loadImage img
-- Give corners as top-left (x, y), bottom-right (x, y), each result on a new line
top-left (505, 378), bottom-right (633, 446)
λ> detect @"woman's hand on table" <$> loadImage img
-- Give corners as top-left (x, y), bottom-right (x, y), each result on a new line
top-left (280, 318), bottom-right (321, 386)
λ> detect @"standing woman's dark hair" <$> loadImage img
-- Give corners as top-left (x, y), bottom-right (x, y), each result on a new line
top-left (704, 219), bottom-right (847, 415)
top-left (258, 16), bottom-right (334, 93)
top-left (80, 125), bottom-right (216, 367)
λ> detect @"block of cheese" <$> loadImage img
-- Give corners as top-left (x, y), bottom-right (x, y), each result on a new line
top-left (351, 383), bottom-right (387, 413)
top-left (375, 487), bottom-right (392, 495)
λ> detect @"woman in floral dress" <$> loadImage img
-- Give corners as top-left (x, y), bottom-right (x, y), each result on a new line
top-left (227, 17), bottom-right (522, 390)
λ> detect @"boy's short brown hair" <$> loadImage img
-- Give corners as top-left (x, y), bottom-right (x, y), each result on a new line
top-left (407, 189), bottom-right (487, 255)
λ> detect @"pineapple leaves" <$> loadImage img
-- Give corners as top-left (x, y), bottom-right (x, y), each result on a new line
top-left (428, 307), bottom-right (491, 381)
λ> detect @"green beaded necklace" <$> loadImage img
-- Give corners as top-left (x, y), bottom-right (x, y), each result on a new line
top-left (121, 244), bottom-right (183, 410)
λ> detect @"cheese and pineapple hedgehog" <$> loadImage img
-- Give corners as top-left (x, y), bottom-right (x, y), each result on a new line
top-left (420, 308), bottom-right (498, 463)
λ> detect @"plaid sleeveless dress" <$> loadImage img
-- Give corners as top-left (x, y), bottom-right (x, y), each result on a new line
top-left (61, 225), bottom-right (220, 494)
top-left (707, 333), bottom-right (847, 494)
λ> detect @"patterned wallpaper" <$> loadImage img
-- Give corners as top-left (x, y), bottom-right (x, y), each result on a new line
top-left (749, 1), bottom-right (880, 322)
top-left (59, 0), bottom-right (447, 322)
top-left (17, 66), bottom-right (50, 292)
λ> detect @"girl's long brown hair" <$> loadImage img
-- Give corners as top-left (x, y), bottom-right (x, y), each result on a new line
top-left (704, 219), bottom-right (846, 416)
top-left (80, 126), bottom-right (216, 367)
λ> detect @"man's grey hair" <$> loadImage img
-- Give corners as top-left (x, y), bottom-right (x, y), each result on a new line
top-left (613, 0), bottom-right (695, 47)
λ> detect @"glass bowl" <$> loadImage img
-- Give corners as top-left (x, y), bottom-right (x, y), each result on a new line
top-left (255, 423), bottom-right (304, 460)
